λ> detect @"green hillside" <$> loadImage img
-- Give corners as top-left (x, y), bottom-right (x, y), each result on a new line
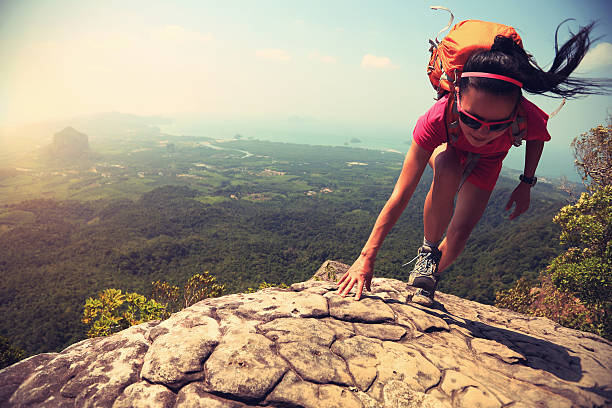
top-left (0, 135), bottom-right (567, 355)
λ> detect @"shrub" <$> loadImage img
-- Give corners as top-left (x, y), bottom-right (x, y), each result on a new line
top-left (0, 335), bottom-right (26, 369)
top-left (151, 271), bottom-right (225, 314)
top-left (82, 289), bottom-right (167, 338)
top-left (494, 277), bottom-right (536, 314)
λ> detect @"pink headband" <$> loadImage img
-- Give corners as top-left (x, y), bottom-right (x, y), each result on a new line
top-left (461, 72), bottom-right (523, 88)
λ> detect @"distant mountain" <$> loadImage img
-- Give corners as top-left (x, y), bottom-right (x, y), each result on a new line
top-left (49, 127), bottom-right (89, 159)
top-left (67, 112), bottom-right (169, 139)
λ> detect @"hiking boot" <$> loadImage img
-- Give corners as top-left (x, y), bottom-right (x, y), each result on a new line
top-left (412, 288), bottom-right (436, 307)
top-left (405, 245), bottom-right (442, 305)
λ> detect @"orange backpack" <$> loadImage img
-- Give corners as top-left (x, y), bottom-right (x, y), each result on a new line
top-left (427, 19), bottom-right (523, 96)
top-left (427, 14), bottom-right (527, 146)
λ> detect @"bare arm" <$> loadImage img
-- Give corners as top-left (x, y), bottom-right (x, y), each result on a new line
top-left (523, 139), bottom-right (545, 179)
top-left (506, 140), bottom-right (544, 220)
top-left (337, 142), bottom-right (432, 299)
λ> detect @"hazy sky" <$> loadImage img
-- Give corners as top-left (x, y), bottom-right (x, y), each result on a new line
top-left (1, 0), bottom-right (611, 174)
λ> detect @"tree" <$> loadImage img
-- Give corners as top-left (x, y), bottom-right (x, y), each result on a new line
top-left (245, 281), bottom-right (289, 293)
top-left (571, 116), bottom-right (612, 192)
top-left (494, 278), bottom-right (536, 314)
top-left (83, 272), bottom-right (226, 338)
top-left (495, 119), bottom-right (612, 339)
top-left (548, 186), bottom-right (611, 336)
top-left (82, 289), bottom-right (167, 338)
top-left (151, 271), bottom-right (225, 314)
top-left (0, 335), bottom-right (26, 369)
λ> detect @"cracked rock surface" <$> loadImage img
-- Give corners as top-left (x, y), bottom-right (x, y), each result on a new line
top-left (1, 260), bottom-right (611, 407)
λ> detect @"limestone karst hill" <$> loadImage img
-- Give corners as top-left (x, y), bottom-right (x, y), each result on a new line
top-left (49, 126), bottom-right (90, 159)
top-left (1, 261), bottom-right (611, 407)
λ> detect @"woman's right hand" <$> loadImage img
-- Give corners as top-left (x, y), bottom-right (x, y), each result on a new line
top-left (334, 142), bottom-right (431, 301)
top-left (336, 255), bottom-right (374, 301)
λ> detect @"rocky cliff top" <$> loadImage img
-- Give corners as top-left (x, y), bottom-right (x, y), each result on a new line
top-left (1, 261), bottom-right (611, 407)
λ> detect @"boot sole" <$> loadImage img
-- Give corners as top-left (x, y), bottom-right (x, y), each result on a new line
top-left (411, 293), bottom-right (434, 307)
top-left (407, 275), bottom-right (436, 292)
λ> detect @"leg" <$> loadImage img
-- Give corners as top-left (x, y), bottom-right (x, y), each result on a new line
top-left (423, 143), bottom-right (465, 244)
top-left (437, 181), bottom-right (493, 273)
top-left (408, 144), bottom-right (465, 306)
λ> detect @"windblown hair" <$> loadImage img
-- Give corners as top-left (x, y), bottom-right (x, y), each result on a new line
top-left (460, 20), bottom-right (612, 98)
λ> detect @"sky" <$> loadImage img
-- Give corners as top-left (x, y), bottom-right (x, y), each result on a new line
top-left (1, 0), bottom-right (611, 178)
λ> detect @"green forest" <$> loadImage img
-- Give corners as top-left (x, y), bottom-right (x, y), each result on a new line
top-left (0, 134), bottom-right (569, 358)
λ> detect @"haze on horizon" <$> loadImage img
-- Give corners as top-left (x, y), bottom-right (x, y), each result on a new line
top-left (1, 0), bottom-right (611, 178)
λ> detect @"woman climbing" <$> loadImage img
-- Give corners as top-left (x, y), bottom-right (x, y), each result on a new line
top-left (336, 19), bottom-right (610, 306)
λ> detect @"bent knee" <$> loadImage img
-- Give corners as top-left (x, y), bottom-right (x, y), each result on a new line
top-left (431, 147), bottom-right (463, 184)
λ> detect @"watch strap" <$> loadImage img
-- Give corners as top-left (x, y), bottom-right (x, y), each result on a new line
top-left (519, 174), bottom-right (537, 186)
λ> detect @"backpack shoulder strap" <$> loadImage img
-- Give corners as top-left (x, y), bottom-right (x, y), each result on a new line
top-left (510, 104), bottom-right (528, 147)
top-left (444, 93), bottom-right (461, 145)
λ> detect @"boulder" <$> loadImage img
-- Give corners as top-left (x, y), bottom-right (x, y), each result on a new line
top-left (1, 261), bottom-right (610, 407)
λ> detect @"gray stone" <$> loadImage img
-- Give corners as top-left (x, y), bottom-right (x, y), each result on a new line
top-left (204, 332), bottom-right (288, 400)
top-left (389, 302), bottom-right (450, 332)
top-left (454, 385), bottom-right (503, 408)
top-left (321, 317), bottom-right (356, 339)
top-left (470, 337), bottom-right (525, 364)
top-left (440, 370), bottom-right (502, 408)
top-left (175, 382), bottom-right (248, 407)
top-left (327, 294), bottom-right (395, 323)
top-left (311, 260), bottom-right (349, 283)
top-left (266, 371), bottom-right (363, 408)
top-left (290, 280), bottom-right (337, 294)
top-left (353, 322), bottom-right (406, 341)
top-left (374, 341), bottom-right (441, 393)
top-left (277, 341), bottom-right (353, 386)
top-left (9, 323), bottom-right (152, 407)
top-left (147, 306), bottom-right (216, 341)
top-left (236, 289), bottom-right (329, 320)
top-left (0, 353), bottom-right (57, 406)
top-left (141, 322), bottom-right (221, 388)
top-left (112, 381), bottom-right (176, 408)
top-left (331, 335), bottom-right (383, 391)
top-left (215, 307), bottom-right (261, 337)
top-left (353, 390), bottom-right (382, 408)
top-left (259, 317), bottom-right (338, 346)
top-left (382, 380), bottom-right (450, 408)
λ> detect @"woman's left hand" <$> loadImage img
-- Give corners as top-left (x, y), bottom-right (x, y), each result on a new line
top-left (505, 183), bottom-right (531, 220)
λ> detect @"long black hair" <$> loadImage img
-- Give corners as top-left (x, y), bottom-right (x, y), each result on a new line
top-left (460, 20), bottom-right (612, 98)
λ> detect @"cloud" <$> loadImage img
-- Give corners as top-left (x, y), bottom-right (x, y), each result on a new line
top-left (361, 54), bottom-right (399, 69)
top-left (255, 49), bottom-right (291, 61)
top-left (2, 25), bottom-right (222, 124)
top-left (578, 42), bottom-right (612, 73)
top-left (150, 25), bottom-right (213, 44)
top-left (308, 51), bottom-right (336, 64)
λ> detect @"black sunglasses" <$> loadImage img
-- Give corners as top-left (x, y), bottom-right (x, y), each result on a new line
top-left (456, 93), bottom-right (517, 132)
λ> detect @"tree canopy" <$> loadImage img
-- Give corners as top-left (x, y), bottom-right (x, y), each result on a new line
top-left (496, 118), bottom-right (612, 339)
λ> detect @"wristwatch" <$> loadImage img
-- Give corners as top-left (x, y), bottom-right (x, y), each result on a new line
top-left (519, 174), bottom-right (537, 186)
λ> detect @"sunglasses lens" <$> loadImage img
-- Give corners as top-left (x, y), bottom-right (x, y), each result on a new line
top-left (489, 122), bottom-right (513, 132)
top-left (459, 112), bottom-right (482, 130)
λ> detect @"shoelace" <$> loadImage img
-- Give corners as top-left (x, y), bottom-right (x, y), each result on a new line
top-left (402, 251), bottom-right (435, 275)
top-left (401, 254), bottom-right (420, 267)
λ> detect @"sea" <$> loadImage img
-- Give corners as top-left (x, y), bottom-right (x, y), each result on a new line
top-left (159, 117), bottom-right (580, 182)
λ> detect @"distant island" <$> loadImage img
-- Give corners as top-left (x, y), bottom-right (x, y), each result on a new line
top-left (344, 137), bottom-right (362, 145)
